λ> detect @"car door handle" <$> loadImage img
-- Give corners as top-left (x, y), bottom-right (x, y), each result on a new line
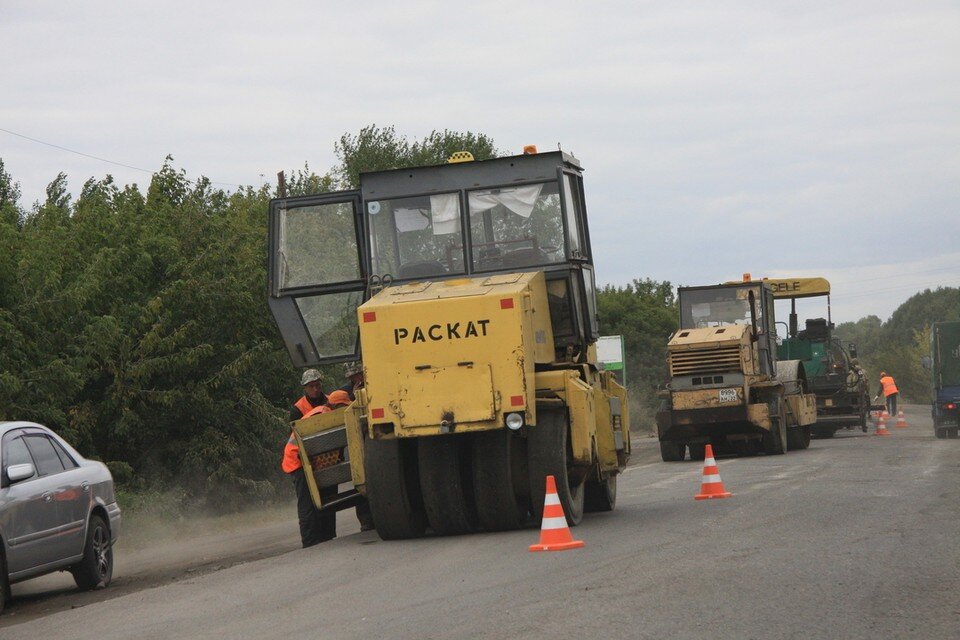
top-left (81, 481), bottom-right (90, 492)
top-left (42, 492), bottom-right (53, 502)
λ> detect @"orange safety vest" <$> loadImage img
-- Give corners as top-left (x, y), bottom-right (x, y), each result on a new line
top-left (281, 433), bottom-right (301, 473)
top-left (294, 396), bottom-right (315, 418)
top-left (880, 375), bottom-right (899, 397)
top-left (302, 404), bottom-right (331, 419)
top-left (283, 397), bottom-right (332, 473)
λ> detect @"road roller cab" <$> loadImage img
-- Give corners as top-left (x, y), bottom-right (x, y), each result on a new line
top-left (267, 150), bottom-right (630, 538)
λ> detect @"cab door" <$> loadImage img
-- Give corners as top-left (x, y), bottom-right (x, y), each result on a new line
top-left (268, 191), bottom-right (367, 366)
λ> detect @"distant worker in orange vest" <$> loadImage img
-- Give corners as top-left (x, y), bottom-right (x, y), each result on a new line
top-left (874, 371), bottom-right (900, 417)
top-left (283, 369), bottom-right (336, 547)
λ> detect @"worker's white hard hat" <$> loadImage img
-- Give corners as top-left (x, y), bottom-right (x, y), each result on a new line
top-left (300, 369), bottom-right (323, 386)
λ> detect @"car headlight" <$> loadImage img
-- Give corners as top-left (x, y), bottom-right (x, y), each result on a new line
top-left (505, 412), bottom-right (524, 430)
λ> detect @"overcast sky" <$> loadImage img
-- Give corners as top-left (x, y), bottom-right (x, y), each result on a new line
top-left (2, 1), bottom-right (958, 324)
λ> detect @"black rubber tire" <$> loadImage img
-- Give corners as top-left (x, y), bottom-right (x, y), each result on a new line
top-left (935, 427), bottom-right (947, 439)
top-left (472, 429), bottom-right (529, 531)
top-left (528, 409), bottom-right (584, 526)
top-left (72, 514), bottom-right (113, 591)
top-left (584, 474), bottom-right (617, 512)
top-left (687, 443), bottom-right (706, 461)
top-left (364, 437), bottom-right (427, 540)
top-left (813, 427), bottom-right (836, 439)
top-left (418, 435), bottom-right (477, 536)
top-left (659, 440), bottom-right (686, 462)
top-left (787, 425), bottom-right (811, 451)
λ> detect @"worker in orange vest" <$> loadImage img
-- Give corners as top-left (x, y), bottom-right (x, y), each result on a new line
top-left (283, 369), bottom-right (336, 547)
top-left (874, 371), bottom-right (900, 417)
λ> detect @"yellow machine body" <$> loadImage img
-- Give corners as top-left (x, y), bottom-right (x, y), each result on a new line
top-left (360, 272), bottom-right (554, 437)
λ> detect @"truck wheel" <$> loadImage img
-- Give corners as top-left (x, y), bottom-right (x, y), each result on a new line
top-left (528, 408), bottom-right (584, 526)
top-left (787, 425), bottom-right (811, 450)
top-left (584, 474), bottom-right (617, 512)
top-left (418, 435), bottom-right (477, 536)
top-left (472, 429), bottom-right (528, 531)
top-left (659, 440), bottom-right (686, 462)
top-left (364, 437), bottom-right (427, 540)
top-left (688, 443), bottom-right (706, 461)
top-left (71, 514), bottom-right (113, 590)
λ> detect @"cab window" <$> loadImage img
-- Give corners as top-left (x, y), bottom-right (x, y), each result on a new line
top-left (367, 193), bottom-right (465, 279)
top-left (468, 182), bottom-right (565, 272)
top-left (277, 200), bottom-right (362, 290)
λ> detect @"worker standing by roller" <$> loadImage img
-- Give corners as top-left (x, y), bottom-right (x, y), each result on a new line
top-left (283, 369), bottom-right (336, 547)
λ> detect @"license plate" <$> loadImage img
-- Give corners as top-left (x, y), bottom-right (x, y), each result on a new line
top-left (718, 388), bottom-right (738, 403)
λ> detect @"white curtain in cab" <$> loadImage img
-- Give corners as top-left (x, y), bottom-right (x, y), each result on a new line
top-left (430, 193), bottom-right (461, 235)
top-left (468, 184), bottom-right (543, 219)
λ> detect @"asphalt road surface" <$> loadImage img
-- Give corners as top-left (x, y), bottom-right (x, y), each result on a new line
top-left (3, 404), bottom-right (958, 639)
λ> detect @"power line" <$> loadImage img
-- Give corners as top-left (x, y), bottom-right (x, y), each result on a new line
top-left (0, 126), bottom-right (244, 188)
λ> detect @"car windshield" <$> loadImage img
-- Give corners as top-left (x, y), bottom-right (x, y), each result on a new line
top-left (680, 286), bottom-right (763, 330)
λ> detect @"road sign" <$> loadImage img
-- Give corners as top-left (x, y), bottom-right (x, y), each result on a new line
top-left (597, 335), bottom-right (625, 385)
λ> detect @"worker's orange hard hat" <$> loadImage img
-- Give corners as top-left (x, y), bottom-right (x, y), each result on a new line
top-left (326, 389), bottom-right (351, 407)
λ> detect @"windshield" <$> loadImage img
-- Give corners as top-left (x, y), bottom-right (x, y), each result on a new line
top-left (680, 286), bottom-right (763, 330)
top-left (367, 192), bottom-right (465, 280)
top-left (467, 182), bottom-right (565, 271)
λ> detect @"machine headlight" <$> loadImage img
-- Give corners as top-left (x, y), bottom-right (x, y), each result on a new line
top-left (505, 412), bottom-right (524, 430)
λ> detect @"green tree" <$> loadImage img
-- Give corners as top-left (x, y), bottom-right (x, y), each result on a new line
top-left (0, 125), bottom-right (510, 512)
top-left (836, 287), bottom-right (960, 401)
top-left (334, 125), bottom-right (500, 189)
top-left (597, 279), bottom-right (678, 429)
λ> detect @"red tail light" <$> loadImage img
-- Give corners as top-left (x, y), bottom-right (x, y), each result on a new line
top-left (946, 403), bottom-right (956, 410)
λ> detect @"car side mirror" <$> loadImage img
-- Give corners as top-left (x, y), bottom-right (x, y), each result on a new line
top-left (921, 356), bottom-right (933, 370)
top-left (6, 463), bottom-right (35, 483)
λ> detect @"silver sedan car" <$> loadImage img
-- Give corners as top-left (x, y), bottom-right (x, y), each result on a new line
top-left (0, 421), bottom-right (121, 613)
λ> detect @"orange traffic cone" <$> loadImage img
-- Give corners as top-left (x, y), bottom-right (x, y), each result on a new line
top-left (875, 415), bottom-right (891, 436)
top-left (695, 444), bottom-right (732, 500)
top-left (529, 475), bottom-right (584, 552)
top-left (881, 409), bottom-right (890, 420)
top-left (894, 410), bottom-right (908, 428)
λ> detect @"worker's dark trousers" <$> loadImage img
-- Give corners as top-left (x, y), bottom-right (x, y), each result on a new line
top-left (886, 393), bottom-right (899, 417)
top-left (290, 468), bottom-right (337, 547)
